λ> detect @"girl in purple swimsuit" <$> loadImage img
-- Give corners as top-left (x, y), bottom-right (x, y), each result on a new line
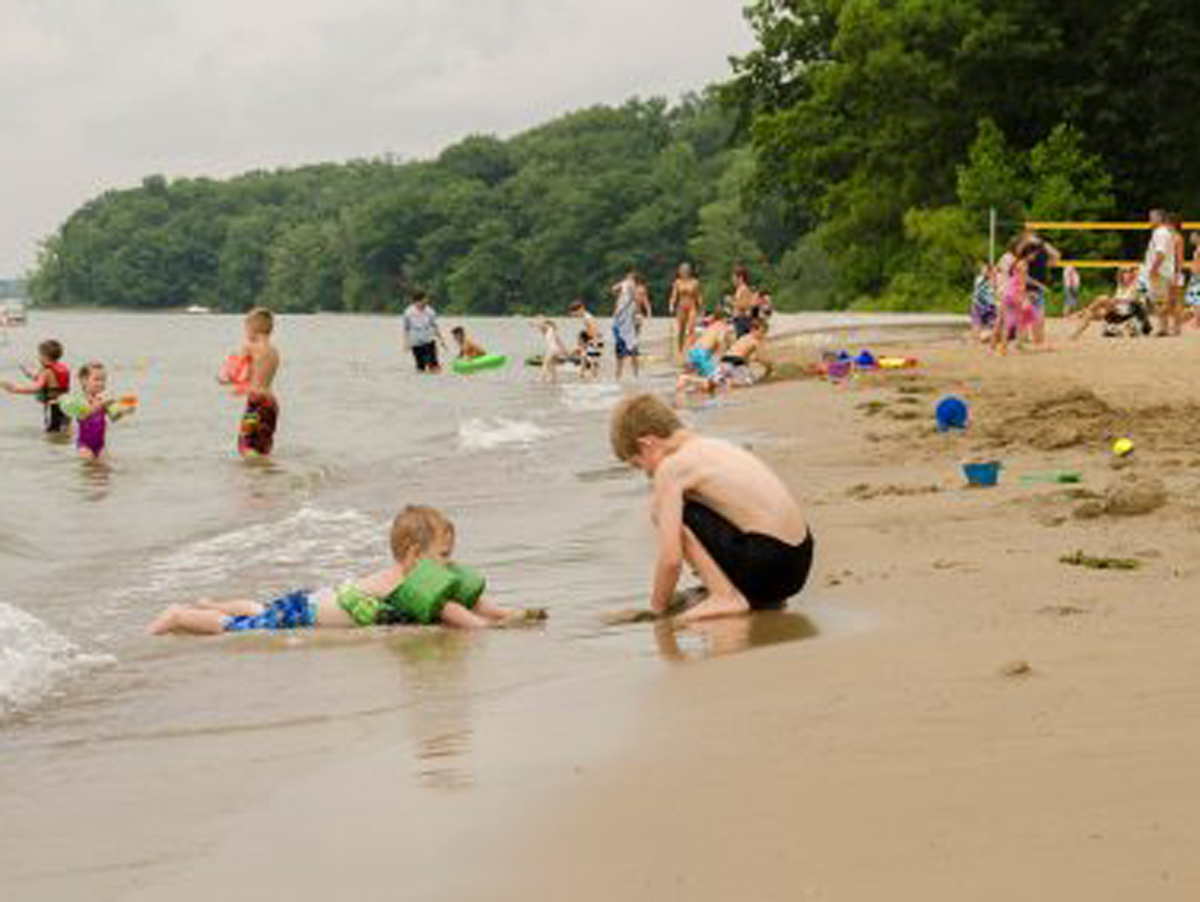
top-left (74, 362), bottom-right (134, 461)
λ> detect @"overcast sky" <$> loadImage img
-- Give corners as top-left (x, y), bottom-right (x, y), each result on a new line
top-left (0, 0), bottom-right (755, 275)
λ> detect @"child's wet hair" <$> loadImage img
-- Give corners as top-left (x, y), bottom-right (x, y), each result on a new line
top-left (77, 361), bottom-right (105, 382)
top-left (246, 307), bottom-right (274, 335)
top-left (451, 326), bottom-right (465, 338)
top-left (390, 505), bottom-right (454, 561)
top-left (38, 339), bottom-right (64, 362)
top-left (610, 394), bottom-right (682, 462)
top-left (569, 299), bottom-right (585, 312)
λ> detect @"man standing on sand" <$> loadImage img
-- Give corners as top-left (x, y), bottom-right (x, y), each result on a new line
top-left (402, 290), bottom-right (447, 373)
top-left (1144, 209), bottom-right (1179, 336)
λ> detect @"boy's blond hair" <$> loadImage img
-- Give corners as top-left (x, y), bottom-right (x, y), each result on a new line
top-left (246, 307), bottom-right (274, 335)
top-left (610, 394), bottom-right (682, 462)
top-left (390, 505), bottom-right (453, 561)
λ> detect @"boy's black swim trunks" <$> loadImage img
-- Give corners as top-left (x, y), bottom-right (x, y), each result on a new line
top-left (683, 500), bottom-right (814, 610)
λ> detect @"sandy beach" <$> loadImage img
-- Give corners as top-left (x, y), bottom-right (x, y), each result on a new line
top-left (484, 323), bottom-right (1200, 901)
top-left (7, 319), bottom-right (1200, 901)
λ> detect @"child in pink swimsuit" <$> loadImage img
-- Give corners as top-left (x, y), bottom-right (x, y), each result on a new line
top-left (73, 362), bottom-right (134, 460)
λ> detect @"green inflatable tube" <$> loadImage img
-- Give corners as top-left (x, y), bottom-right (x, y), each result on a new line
top-left (388, 558), bottom-right (459, 625)
top-left (57, 394), bottom-right (92, 419)
top-left (452, 354), bottom-right (508, 375)
top-left (446, 564), bottom-right (486, 609)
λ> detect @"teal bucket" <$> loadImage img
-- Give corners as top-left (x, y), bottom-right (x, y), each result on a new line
top-left (962, 461), bottom-right (1001, 487)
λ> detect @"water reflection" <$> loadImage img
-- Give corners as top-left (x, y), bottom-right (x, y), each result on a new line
top-left (76, 457), bottom-right (113, 502)
top-left (386, 630), bottom-right (477, 792)
top-left (653, 611), bottom-right (818, 663)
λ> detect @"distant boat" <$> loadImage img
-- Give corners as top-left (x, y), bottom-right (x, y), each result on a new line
top-left (0, 299), bottom-right (27, 325)
top-left (185, 304), bottom-right (212, 315)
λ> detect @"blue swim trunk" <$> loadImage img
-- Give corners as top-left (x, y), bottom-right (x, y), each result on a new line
top-left (687, 346), bottom-right (717, 379)
top-left (224, 590), bottom-right (317, 632)
top-left (613, 329), bottom-right (638, 359)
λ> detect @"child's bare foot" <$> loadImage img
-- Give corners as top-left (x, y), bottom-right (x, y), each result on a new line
top-left (147, 605), bottom-right (183, 635)
top-left (673, 591), bottom-right (751, 625)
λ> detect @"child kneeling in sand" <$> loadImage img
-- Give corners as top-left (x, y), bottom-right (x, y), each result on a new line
top-left (148, 505), bottom-right (544, 634)
top-left (611, 394), bottom-right (814, 623)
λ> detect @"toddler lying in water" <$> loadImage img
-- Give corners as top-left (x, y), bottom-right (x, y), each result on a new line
top-left (148, 505), bottom-right (547, 635)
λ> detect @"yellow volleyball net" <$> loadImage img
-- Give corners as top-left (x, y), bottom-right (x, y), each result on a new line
top-left (1024, 221), bottom-right (1197, 269)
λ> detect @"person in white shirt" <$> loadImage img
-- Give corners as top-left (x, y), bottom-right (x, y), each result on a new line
top-left (402, 291), bottom-right (447, 372)
top-left (1144, 209), bottom-right (1179, 336)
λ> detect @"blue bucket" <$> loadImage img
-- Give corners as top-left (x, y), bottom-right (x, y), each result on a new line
top-left (936, 396), bottom-right (969, 432)
top-left (962, 461), bottom-right (1001, 487)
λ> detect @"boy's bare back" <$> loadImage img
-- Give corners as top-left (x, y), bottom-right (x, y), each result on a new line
top-left (655, 434), bottom-right (806, 544)
top-left (247, 338), bottom-right (279, 396)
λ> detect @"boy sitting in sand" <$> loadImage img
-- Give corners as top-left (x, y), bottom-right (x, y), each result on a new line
top-left (149, 505), bottom-right (545, 634)
top-left (717, 318), bottom-right (773, 387)
top-left (220, 308), bottom-right (280, 458)
top-left (610, 394), bottom-right (814, 623)
top-left (450, 326), bottom-right (487, 360)
top-left (680, 311), bottom-right (730, 377)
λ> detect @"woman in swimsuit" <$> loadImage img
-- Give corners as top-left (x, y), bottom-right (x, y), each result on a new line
top-left (668, 262), bottom-right (704, 360)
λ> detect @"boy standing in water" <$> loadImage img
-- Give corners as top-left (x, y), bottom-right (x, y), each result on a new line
top-left (229, 308), bottom-right (280, 458)
top-left (569, 299), bottom-right (605, 376)
top-left (610, 394), bottom-right (814, 623)
top-left (2, 339), bottom-right (71, 433)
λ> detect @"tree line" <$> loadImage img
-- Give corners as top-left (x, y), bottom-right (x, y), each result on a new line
top-left (30, 95), bottom-right (778, 314)
top-left (724, 0), bottom-right (1200, 309)
top-left (30, 2), bottom-right (1200, 313)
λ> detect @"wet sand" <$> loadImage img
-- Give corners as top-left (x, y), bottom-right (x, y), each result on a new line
top-left (485, 321), bottom-right (1200, 901)
top-left (10, 320), bottom-right (1200, 900)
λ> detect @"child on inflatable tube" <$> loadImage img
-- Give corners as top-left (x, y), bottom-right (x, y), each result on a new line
top-left (147, 505), bottom-right (546, 635)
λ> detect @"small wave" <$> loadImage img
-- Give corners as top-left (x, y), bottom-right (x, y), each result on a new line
top-left (114, 507), bottom-right (384, 608)
top-left (0, 603), bottom-right (113, 718)
top-left (560, 383), bottom-right (624, 414)
top-left (457, 417), bottom-right (550, 452)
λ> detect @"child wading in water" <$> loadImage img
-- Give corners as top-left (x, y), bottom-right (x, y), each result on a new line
top-left (611, 394), bottom-right (814, 623)
top-left (2, 339), bottom-right (71, 434)
top-left (71, 362), bottom-right (135, 461)
top-left (148, 505), bottom-right (546, 634)
top-left (536, 318), bottom-right (569, 383)
top-left (451, 326), bottom-right (487, 360)
top-left (222, 308), bottom-right (280, 458)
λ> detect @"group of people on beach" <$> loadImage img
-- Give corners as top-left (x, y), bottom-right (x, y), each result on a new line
top-left (1069, 211), bottom-right (1200, 340)
top-left (970, 210), bottom-right (1200, 350)
top-left (401, 262), bottom-right (777, 393)
top-left (669, 263), bottom-right (776, 395)
top-left (969, 230), bottom-right (1061, 352)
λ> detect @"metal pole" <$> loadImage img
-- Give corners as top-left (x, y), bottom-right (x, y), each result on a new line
top-left (989, 207), bottom-right (997, 266)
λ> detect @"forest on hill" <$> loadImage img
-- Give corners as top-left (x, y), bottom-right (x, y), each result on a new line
top-left (29, 1), bottom-right (1200, 313)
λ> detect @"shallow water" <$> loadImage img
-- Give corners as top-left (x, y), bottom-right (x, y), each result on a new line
top-left (0, 311), bottom-right (835, 742)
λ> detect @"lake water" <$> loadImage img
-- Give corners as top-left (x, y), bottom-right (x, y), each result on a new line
top-left (0, 311), bottom-right (839, 739)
